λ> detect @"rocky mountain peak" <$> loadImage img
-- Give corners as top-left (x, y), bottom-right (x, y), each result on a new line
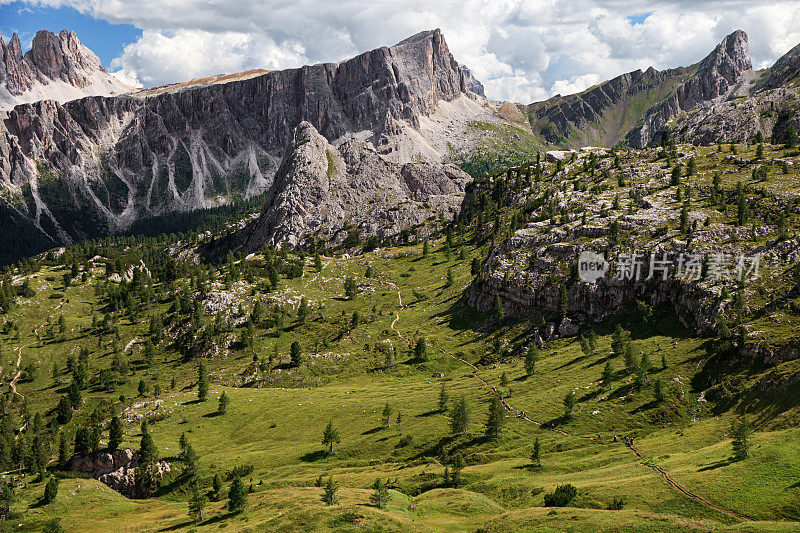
top-left (7, 33), bottom-right (23, 58)
top-left (697, 29), bottom-right (752, 82)
top-left (0, 28), bottom-right (130, 110)
top-left (26, 29), bottom-right (106, 87)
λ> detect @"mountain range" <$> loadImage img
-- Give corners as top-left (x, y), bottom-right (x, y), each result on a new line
top-left (1, 27), bottom-right (800, 263)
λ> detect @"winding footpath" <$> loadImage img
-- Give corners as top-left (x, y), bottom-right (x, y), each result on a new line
top-left (9, 347), bottom-right (23, 399)
top-left (383, 277), bottom-right (750, 522)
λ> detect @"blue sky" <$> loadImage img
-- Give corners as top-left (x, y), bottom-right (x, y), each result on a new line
top-left (0, 0), bottom-right (797, 102)
top-left (0, 1), bottom-right (140, 67)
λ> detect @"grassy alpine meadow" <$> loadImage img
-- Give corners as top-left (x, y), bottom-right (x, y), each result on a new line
top-left (1, 141), bottom-right (800, 531)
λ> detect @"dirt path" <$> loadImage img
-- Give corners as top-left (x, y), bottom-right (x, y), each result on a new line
top-left (9, 347), bottom-right (23, 399)
top-left (628, 445), bottom-right (750, 521)
top-left (384, 279), bottom-right (750, 522)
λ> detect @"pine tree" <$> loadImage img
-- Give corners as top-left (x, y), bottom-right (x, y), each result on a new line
top-left (188, 481), bottom-right (207, 523)
top-left (56, 396), bottom-right (72, 424)
top-left (382, 403), bottom-right (393, 427)
top-left (344, 276), bottom-right (358, 300)
top-left (74, 427), bottom-right (90, 455)
top-left (602, 361), bottom-right (614, 387)
top-left (290, 341), bottom-right (302, 367)
top-left (623, 343), bottom-right (638, 374)
top-left (654, 379), bottom-right (665, 403)
top-left (451, 453), bottom-right (465, 486)
top-left (216, 391), bottom-right (230, 415)
top-left (212, 473), bottom-right (223, 501)
top-left (450, 396), bottom-right (469, 435)
top-left (524, 347), bottom-right (539, 376)
top-left (493, 295), bottom-right (505, 322)
top-left (297, 297), bottom-right (309, 324)
top-left (531, 437), bottom-right (541, 467)
top-left (58, 432), bottom-right (70, 467)
top-left (197, 361), bottom-right (209, 402)
top-left (731, 416), bottom-right (752, 460)
top-left (563, 391), bottom-right (576, 419)
top-left (636, 353), bottom-right (651, 387)
top-left (182, 443), bottom-right (199, 479)
top-left (140, 423), bottom-right (158, 465)
top-left (369, 478), bottom-right (391, 508)
top-left (322, 421), bottom-right (340, 454)
top-left (322, 476), bottom-right (339, 506)
top-left (485, 395), bottom-right (505, 441)
top-left (228, 477), bottom-right (248, 513)
top-left (413, 337), bottom-right (428, 362)
top-left (611, 325), bottom-right (630, 358)
top-left (143, 339), bottom-right (155, 368)
top-left (42, 476), bottom-right (58, 505)
top-left (438, 384), bottom-right (449, 413)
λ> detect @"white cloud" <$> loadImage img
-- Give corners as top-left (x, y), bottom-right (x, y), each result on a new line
top-left (10, 0), bottom-right (800, 102)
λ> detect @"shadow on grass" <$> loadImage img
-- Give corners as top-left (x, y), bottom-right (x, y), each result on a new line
top-left (697, 457), bottom-right (737, 472)
top-left (300, 450), bottom-right (329, 462)
top-left (416, 409), bottom-right (441, 418)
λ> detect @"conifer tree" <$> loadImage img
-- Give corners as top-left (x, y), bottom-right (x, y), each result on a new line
top-left (369, 478), bottom-right (391, 508)
top-left (524, 347), bottom-right (539, 376)
top-left (563, 391), bottom-right (576, 419)
top-left (42, 476), bottom-right (58, 505)
top-left (290, 341), bottom-right (302, 367)
top-left (217, 392), bottom-right (230, 415)
top-left (450, 396), bottom-right (469, 435)
top-left (732, 416), bottom-right (752, 460)
top-left (322, 421), bottom-right (340, 454)
top-left (188, 481), bottom-right (207, 523)
top-left (228, 477), bottom-right (247, 513)
top-left (485, 395), bottom-right (505, 441)
top-left (382, 403), bottom-right (392, 427)
top-left (322, 476), bottom-right (339, 506)
top-left (197, 361), bottom-right (209, 402)
top-left (438, 383), bottom-right (449, 413)
top-left (531, 437), bottom-right (541, 467)
top-left (451, 453), bottom-right (465, 486)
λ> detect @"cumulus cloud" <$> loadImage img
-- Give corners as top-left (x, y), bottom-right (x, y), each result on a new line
top-left (9, 0), bottom-right (800, 102)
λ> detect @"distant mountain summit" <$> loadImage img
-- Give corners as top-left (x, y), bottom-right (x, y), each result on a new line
top-left (0, 29), bottom-right (131, 110)
top-left (525, 30), bottom-right (754, 148)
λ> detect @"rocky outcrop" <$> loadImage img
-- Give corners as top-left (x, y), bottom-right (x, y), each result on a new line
top-left (67, 448), bottom-right (171, 498)
top-left (227, 121), bottom-right (470, 252)
top-left (460, 65), bottom-right (485, 97)
top-left (0, 30), bottom-right (131, 110)
top-left (0, 28), bottom-right (481, 258)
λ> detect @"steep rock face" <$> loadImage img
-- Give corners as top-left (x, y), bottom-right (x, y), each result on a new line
top-left (460, 65), bottom-right (486, 97)
top-left (525, 30), bottom-right (754, 149)
top-left (0, 28), bottom-right (477, 253)
top-left (230, 121), bottom-right (470, 253)
top-left (0, 30), bottom-right (131, 110)
top-left (68, 448), bottom-right (171, 498)
top-left (661, 36), bottom-right (800, 146)
top-left (627, 30), bottom-right (753, 147)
